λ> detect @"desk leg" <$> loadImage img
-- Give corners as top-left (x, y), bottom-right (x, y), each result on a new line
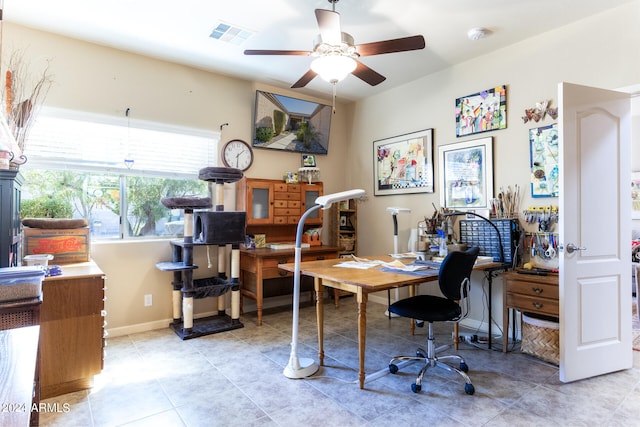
top-left (256, 259), bottom-right (264, 326)
top-left (503, 305), bottom-right (509, 353)
top-left (485, 270), bottom-right (498, 350)
top-left (357, 289), bottom-right (367, 389)
top-left (409, 285), bottom-right (416, 336)
top-left (315, 278), bottom-right (324, 367)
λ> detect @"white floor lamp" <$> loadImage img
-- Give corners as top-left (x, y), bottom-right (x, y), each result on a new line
top-left (283, 188), bottom-right (366, 379)
top-left (384, 207), bottom-right (411, 317)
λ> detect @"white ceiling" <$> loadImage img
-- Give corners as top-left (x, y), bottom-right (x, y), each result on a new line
top-left (2, 0), bottom-right (633, 101)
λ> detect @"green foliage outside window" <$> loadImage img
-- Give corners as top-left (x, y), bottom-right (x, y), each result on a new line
top-left (20, 169), bottom-right (207, 238)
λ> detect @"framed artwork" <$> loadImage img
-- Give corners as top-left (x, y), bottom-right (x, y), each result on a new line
top-left (455, 85), bottom-right (507, 137)
top-left (302, 154), bottom-right (316, 167)
top-left (374, 128), bottom-right (434, 196)
top-left (529, 123), bottom-right (559, 197)
top-left (438, 137), bottom-right (493, 210)
top-left (632, 172), bottom-right (640, 219)
top-left (253, 90), bottom-right (332, 154)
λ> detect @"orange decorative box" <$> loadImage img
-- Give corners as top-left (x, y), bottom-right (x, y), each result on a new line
top-left (301, 233), bottom-right (321, 246)
top-left (23, 227), bottom-right (91, 264)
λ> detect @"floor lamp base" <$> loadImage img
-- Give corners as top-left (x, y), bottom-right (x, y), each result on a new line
top-left (283, 357), bottom-right (319, 379)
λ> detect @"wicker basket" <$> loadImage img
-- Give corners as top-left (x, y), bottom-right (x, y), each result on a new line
top-left (339, 235), bottom-right (355, 252)
top-left (521, 313), bottom-right (559, 365)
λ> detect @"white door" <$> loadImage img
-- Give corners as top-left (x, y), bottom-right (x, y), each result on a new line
top-left (558, 82), bottom-right (632, 382)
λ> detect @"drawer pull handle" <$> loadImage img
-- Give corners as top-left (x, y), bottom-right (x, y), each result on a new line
top-left (316, 256), bottom-right (325, 260)
top-left (532, 302), bottom-right (543, 309)
top-left (532, 287), bottom-right (543, 294)
top-left (279, 270), bottom-right (288, 277)
top-left (278, 259), bottom-right (288, 264)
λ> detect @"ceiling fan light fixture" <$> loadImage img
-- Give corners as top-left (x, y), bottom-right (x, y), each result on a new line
top-left (311, 55), bottom-right (357, 83)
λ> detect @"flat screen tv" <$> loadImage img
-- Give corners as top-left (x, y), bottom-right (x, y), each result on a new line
top-left (253, 90), bottom-right (332, 154)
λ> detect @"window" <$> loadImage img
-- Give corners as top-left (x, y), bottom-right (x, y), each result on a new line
top-left (20, 108), bottom-right (219, 239)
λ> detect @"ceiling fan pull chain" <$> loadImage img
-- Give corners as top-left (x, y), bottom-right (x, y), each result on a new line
top-left (332, 82), bottom-right (337, 114)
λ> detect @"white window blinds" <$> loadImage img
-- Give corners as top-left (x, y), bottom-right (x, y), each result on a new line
top-left (24, 107), bottom-right (219, 178)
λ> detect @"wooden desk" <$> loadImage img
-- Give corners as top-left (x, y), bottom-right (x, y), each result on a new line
top-left (0, 325), bottom-right (40, 427)
top-left (502, 271), bottom-right (559, 352)
top-left (239, 246), bottom-right (340, 325)
top-left (279, 256), bottom-right (503, 389)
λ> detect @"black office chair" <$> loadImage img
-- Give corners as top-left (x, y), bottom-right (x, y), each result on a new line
top-left (388, 246), bottom-right (480, 394)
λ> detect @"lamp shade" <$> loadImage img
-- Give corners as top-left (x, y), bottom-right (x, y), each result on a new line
top-left (310, 55), bottom-right (357, 83)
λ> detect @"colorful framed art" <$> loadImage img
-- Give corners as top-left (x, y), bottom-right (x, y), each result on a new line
top-left (438, 137), bottom-right (493, 210)
top-left (529, 123), bottom-right (559, 197)
top-left (374, 129), bottom-right (434, 196)
top-left (455, 85), bottom-right (507, 137)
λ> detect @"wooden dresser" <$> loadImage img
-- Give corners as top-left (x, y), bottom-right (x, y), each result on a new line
top-left (40, 261), bottom-right (105, 398)
top-left (239, 246), bottom-right (340, 325)
top-left (502, 271), bottom-right (559, 352)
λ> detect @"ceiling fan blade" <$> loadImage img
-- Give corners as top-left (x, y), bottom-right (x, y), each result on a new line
top-left (356, 35), bottom-right (426, 57)
top-left (352, 61), bottom-right (386, 86)
top-left (315, 9), bottom-right (341, 45)
top-left (244, 49), bottom-right (311, 56)
top-left (291, 69), bottom-right (318, 88)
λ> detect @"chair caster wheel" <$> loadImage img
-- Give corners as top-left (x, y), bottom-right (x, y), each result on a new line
top-left (411, 383), bottom-right (421, 393)
top-left (416, 350), bottom-right (426, 358)
top-left (459, 362), bottom-right (469, 372)
top-left (389, 364), bottom-right (398, 374)
top-left (465, 383), bottom-right (475, 395)
top-left (415, 320), bottom-right (424, 328)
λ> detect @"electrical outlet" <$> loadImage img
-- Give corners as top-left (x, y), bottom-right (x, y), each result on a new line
top-left (144, 294), bottom-right (152, 307)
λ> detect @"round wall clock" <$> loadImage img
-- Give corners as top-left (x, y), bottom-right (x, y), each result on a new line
top-left (221, 139), bottom-right (254, 171)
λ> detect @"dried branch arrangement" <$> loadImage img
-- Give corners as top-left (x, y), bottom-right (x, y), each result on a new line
top-left (2, 49), bottom-right (53, 165)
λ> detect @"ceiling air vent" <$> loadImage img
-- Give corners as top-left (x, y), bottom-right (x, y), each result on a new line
top-left (209, 22), bottom-right (254, 45)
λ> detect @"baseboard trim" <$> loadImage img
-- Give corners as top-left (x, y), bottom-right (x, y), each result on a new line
top-left (105, 294), bottom-right (306, 337)
top-left (106, 310), bottom-right (222, 337)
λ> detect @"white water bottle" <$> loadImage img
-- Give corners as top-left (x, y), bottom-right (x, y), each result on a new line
top-left (438, 230), bottom-right (448, 257)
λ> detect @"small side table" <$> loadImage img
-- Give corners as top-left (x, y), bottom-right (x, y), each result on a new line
top-left (502, 271), bottom-right (559, 353)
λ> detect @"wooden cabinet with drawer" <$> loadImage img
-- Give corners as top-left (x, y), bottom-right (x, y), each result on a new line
top-left (238, 178), bottom-right (323, 226)
top-left (502, 271), bottom-right (558, 352)
top-left (273, 182), bottom-right (302, 224)
top-left (40, 261), bottom-right (106, 398)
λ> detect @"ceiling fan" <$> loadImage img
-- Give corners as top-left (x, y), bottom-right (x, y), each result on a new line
top-left (244, 0), bottom-right (426, 89)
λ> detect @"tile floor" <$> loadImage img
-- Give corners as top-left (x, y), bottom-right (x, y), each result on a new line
top-left (39, 298), bottom-right (640, 427)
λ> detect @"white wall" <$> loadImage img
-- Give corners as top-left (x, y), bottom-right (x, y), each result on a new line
top-left (347, 1), bottom-right (640, 331)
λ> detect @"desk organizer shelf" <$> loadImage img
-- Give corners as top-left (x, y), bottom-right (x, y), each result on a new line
top-left (459, 218), bottom-right (519, 263)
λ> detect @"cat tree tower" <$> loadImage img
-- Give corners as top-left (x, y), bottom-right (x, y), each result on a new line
top-left (156, 167), bottom-right (246, 340)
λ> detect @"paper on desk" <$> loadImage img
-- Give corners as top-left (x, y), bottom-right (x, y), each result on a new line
top-left (380, 260), bottom-right (435, 272)
top-left (334, 261), bottom-right (381, 269)
top-left (388, 252), bottom-right (418, 259)
top-left (334, 255), bottom-right (383, 269)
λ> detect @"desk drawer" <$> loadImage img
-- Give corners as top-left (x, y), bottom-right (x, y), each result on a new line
top-left (506, 293), bottom-right (558, 316)
top-left (506, 280), bottom-right (558, 299)
top-left (262, 257), bottom-right (292, 279)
